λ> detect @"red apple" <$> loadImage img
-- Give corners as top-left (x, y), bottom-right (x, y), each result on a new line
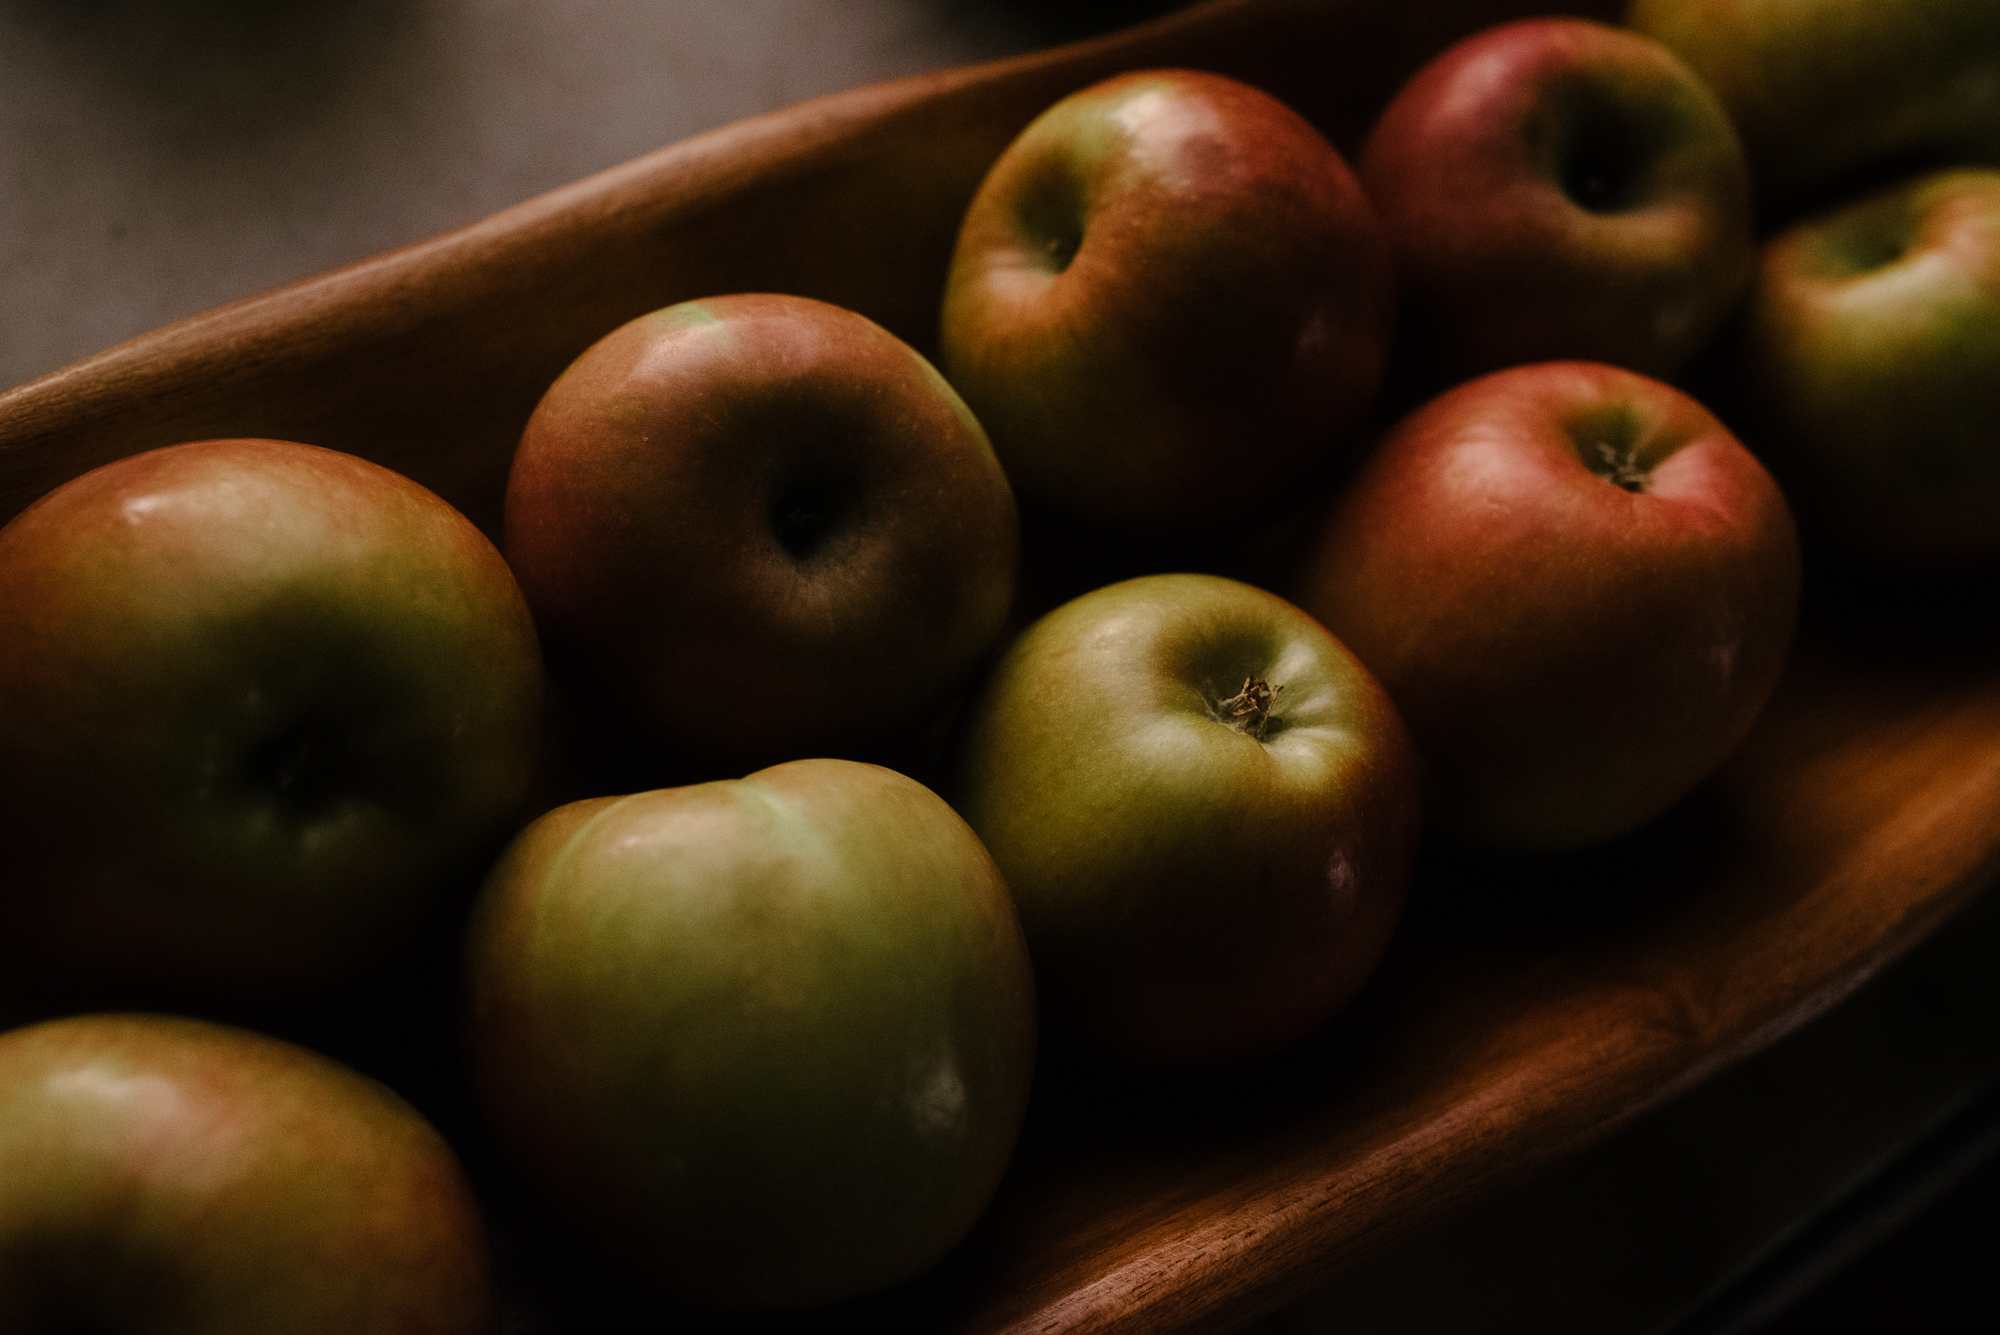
top-left (504, 293), bottom-right (1018, 773)
top-left (1359, 17), bottom-right (1755, 388)
top-left (939, 68), bottom-right (1393, 538)
top-left (1627, 0), bottom-right (2000, 216)
top-left (1291, 362), bottom-right (1799, 853)
top-left (464, 758), bottom-right (1036, 1309)
top-left (1734, 166), bottom-right (2000, 570)
top-left (0, 439), bottom-right (543, 1003)
top-left (0, 1013), bottom-right (494, 1333)
top-left (947, 573), bottom-right (1420, 1069)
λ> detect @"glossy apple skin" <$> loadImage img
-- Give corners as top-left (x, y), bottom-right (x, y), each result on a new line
top-left (505, 293), bottom-right (1017, 773)
top-left (1291, 362), bottom-right (1799, 854)
top-left (939, 69), bottom-right (1393, 538)
top-left (0, 439), bottom-right (543, 1003)
top-left (948, 574), bottom-right (1419, 1070)
top-left (1735, 168), bottom-right (2000, 570)
top-left (1360, 17), bottom-right (1754, 387)
top-left (1627, 0), bottom-right (2000, 216)
top-left (0, 1013), bottom-right (495, 1333)
top-left (463, 758), bottom-right (1036, 1310)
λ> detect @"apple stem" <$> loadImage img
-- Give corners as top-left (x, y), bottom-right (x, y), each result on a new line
top-left (1215, 676), bottom-right (1279, 740)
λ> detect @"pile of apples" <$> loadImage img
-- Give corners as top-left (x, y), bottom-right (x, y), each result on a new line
top-left (2, 0), bottom-right (1996, 1326)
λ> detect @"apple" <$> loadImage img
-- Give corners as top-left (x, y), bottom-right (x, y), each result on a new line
top-left (1626, 0), bottom-right (2000, 216)
top-left (0, 439), bottom-right (543, 1003)
top-left (0, 1012), bottom-right (494, 1332)
top-left (462, 757), bottom-right (1036, 1310)
top-left (504, 292), bottom-right (1017, 774)
top-left (1358, 16), bottom-right (1755, 389)
top-left (1290, 361), bottom-right (1799, 854)
top-left (938, 68), bottom-right (1393, 538)
top-left (946, 573), bottom-right (1420, 1069)
top-left (1732, 166), bottom-right (2000, 570)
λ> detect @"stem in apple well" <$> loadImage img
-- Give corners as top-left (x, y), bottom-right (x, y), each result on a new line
top-left (1593, 441), bottom-right (1652, 493)
top-left (1213, 676), bottom-right (1278, 740)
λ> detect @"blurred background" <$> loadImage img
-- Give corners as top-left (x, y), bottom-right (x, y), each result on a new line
top-left (0, 0), bottom-right (1186, 391)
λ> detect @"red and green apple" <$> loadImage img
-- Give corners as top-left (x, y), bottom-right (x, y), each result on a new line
top-left (0, 439), bottom-right (543, 1003)
top-left (462, 758), bottom-right (1036, 1310)
top-left (0, 1013), bottom-right (494, 1333)
top-left (947, 573), bottom-right (1420, 1069)
top-left (1291, 361), bottom-right (1799, 854)
top-left (1734, 166), bottom-right (2000, 570)
top-left (1359, 17), bottom-right (1755, 388)
top-left (504, 292), bottom-right (1017, 774)
top-left (939, 68), bottom-right (1393, 538)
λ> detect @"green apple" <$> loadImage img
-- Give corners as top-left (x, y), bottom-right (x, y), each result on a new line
top-left (0, 439), bottom-right (543, 1003)
top-left (0, 1013), bottom-right (494, 1333)
top-left (462, 758), bottom-right (1036, 1310)
top-left (1626, 0), bottom-right (2000, 214)
top-left (1360, 17), bottom-right (1754, 386)
top-left (939, 68), bottom-right (1393, 538)
top-left (947, 573), bottom-right (1420, 1069)
top-left (1290, 361), bottom-right (1800, 853)
top-left (1734, 167), bottom-right (2000, 569)
top-left (504, 292), bottom-right (1017, 775)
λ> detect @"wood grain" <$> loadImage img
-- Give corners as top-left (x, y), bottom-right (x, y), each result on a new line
top-left (5, 1), bottom-right (1994, 1332)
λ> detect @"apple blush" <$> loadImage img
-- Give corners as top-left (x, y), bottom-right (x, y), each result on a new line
top-left (464, 759), bottom-right (1036, 1309)
top-left (0, 1013), bottom-right (496, 1333)
top-left (948, 573), bottom-right (1420, 1070)
top-left (504, 293), bottom-right (1018, 774)
top-left (0, 439), bottom-right (544, 1004)
top-left (1291, 361), bottom-right (1800, 854)
top-left (1360, 17), bottom-right (1754, 388)
top-left (939, 68), bottom-right (1393, 539)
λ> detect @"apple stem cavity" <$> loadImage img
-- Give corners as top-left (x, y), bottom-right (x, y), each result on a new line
top-left (253, 720), bottom-right (348, 810)
top-left (1592, 440), bottom-right (1652, 493)
top-left (1213, 676), bottom-right (1280, 740)
top-left (769, 475), bottom-right (857, 561)
top-left (1557, 117), bottom-right (1643, 215)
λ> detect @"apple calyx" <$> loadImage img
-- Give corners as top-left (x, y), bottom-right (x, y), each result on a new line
top-left (1212, 676), bottom-right (1279, 739)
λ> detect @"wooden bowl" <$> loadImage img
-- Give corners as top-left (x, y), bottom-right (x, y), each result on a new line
top-left (4, 1), bottom-right (1996, 1331)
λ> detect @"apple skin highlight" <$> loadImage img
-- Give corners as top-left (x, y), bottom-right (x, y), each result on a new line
top-left (0, 438), bottom-right (544, 1004)
top-left (504, 293), bottom-right (1018, 774)
top-left (1360, 17), bottom-right (1755, 390)
top-left (940, 68), bottom-right (1392, 539)
top-left (949, 573), bottom-right (1420, 1070)
top-left (1292, 362), bottom-right (1800, 854)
